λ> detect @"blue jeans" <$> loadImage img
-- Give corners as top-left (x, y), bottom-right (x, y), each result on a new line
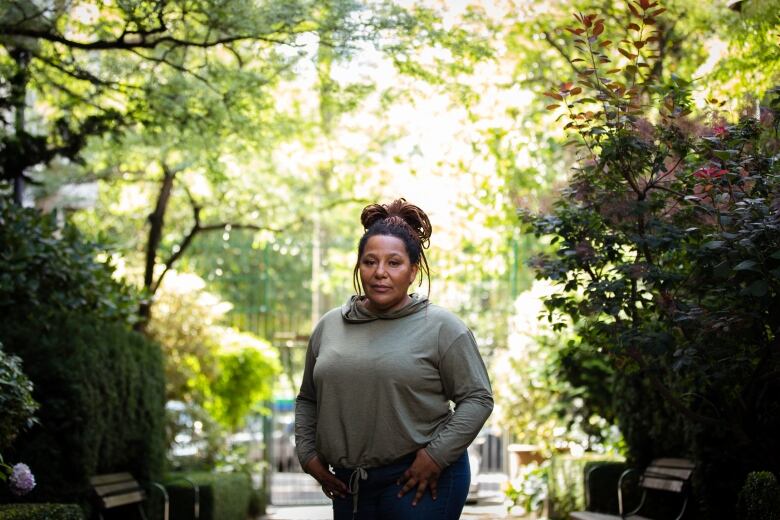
top-left (332, 451), bottom-right (470, 520)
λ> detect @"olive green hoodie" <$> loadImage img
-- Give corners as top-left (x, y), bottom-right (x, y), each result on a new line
top-left (295, 293), bottom-right (493, 470)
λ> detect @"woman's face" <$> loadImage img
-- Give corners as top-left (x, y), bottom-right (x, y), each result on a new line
top-left (359, 234), bottom-right (419, 313)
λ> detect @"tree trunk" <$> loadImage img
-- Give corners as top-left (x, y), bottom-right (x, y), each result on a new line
top-left (135, 164), bottom-right (176, 331)
top-left (10, 47), bottom-right (30, 205)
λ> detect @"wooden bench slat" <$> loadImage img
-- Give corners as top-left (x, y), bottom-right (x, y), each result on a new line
top-left (90, 473), bottom-right (135, 486)
top-left (101, 490), bottom-right (146, 509)
top-left (651, 458), bottom-right (695, 469)
top-left (643, 466), bottom-right (693, 480)
top-left (94, 481), bottom-right (142, 497)
top-left (641, 476), bottom-right (685, 492)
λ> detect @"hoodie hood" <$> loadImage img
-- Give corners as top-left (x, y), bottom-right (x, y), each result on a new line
top-left (341, 293), bottom-right (429, 323)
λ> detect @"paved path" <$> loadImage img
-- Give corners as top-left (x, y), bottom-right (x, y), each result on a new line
top-left (262, 500), bottom-right (517, 519)
top-left (264, 471), bottom-right (519, 519)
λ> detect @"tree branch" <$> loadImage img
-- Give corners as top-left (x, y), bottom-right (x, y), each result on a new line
top-left (0, 26), bottom-right (296, 51)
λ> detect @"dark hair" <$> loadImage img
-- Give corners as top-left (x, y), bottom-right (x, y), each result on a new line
top-left (352, 198), bottom-right (432, 295)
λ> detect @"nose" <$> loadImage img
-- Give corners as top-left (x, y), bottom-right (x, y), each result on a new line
top-left (375, 262), bottom-right (387, 277)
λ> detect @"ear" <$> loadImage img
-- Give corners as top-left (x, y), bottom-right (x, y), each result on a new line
top-left (409, 263), bottom-right (419, 284)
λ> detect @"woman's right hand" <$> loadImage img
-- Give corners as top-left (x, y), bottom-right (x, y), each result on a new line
top-left (304, 455), bottom-right (349, 499)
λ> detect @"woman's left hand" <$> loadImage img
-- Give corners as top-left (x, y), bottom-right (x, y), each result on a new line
top-left (397, 448), bottom-right (442, 506)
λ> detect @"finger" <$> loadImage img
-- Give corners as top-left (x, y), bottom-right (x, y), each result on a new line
top-left (412, 480), bottom-right (428, 506)
top-left (396, 469), bottom-right (412, 487)
top-left (397, 477), bottom-right (417, 498)
top-left (323, 476), bottom-right (348, 497)
top-left (429, 479), bottom-right (438, 501)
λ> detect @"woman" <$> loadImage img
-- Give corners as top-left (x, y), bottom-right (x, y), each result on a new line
top-left (295, 199), bottom-right (493, 519)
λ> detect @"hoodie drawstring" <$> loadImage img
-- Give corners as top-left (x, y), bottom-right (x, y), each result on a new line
top-left (348, 467), bottom-right (368, 518)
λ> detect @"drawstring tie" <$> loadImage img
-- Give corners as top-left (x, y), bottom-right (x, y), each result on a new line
top-left (348, 467), bottom-right (368, 518)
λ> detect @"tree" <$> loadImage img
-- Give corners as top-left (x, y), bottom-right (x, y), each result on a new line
top-left (521, 2), bottom-right (780, 516)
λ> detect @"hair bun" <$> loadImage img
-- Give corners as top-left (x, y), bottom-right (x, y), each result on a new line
top-left (361, 198), bottom-right (432, 249)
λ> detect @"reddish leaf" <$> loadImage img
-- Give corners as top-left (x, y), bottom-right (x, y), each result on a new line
top-left (570, 87), bottom-right (583, 95)
top-left (651, 8), bottom-right (667, 15)
top-left (593, 22), bottom-right (605, 36)
top-left (639, 0), bottom-right (651, 9)
top-left (634, 40), bottom-right (646, 49)
top-left (618, 48), bottom-right (637, 59)
top-left (544, 91), bottom-right (564, 101)
top-left (546, 104), bottom-right (561, 110)
top-left (627, 3), bottom-right (641, 16)
top-left (599, 57), bottom-right (611, 63)
top-left (571, 58), bottom-right (586, 63)
top-left (628, 23), bottom-right (641, 31)
top-left (607, 68), bottom-right (623, 73)
top-left (600, 39), bottom-right (613, 47)
top-left (573, 12), bottom-right (583, 23)
top-left (583, 14), bottom-right (593, 27)
top-left (644, 17), bottom-right (657, 25)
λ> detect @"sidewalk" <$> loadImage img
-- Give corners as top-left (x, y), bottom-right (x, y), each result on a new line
top-left (261, 500), bottom-right (516, 519)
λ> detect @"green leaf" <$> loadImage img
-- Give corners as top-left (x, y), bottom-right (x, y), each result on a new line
top-left (744, 280), bottom-right (768, 297)
top-left (733, 260), bottom-right (759, 272)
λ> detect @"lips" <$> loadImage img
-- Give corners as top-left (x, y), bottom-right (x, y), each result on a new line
top-left (371, 285), bottom-right (392, 292)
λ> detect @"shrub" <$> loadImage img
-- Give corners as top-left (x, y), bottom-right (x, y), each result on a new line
top-left (164, 471), bottom-right (252, 520)
top-left (737, 471), bottom-right (780, 520)
top-left (0, 503), bottom-right (85, 520)
top-left (0, 344), bottom-right (38, 451)
top-left (0, 312), bottom-right (165, 507)
top-left (522, 2), bottom-right (780, 517)
top-left (0, 196), bottom-right (136, 325)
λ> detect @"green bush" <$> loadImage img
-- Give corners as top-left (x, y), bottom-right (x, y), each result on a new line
top-left (521, 4), bottom-right (780, 517)
top-left (164, 471), bottom-right (252, 520)
top-left (0, 503), bottom-right (85, 520)
top-left (0, 197), bottom-right (137, 324)
top-left (737, 471), bottom-right (780, 520)
top-left (0, 312), bottom-right (165, 507)
top-left (0, 344), bottom-right (38, 451)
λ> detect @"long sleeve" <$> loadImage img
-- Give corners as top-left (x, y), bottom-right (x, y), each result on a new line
top-left (294, 328), bottom-right (321, 469)
top-left (424, 330), bottom-right (493, 469)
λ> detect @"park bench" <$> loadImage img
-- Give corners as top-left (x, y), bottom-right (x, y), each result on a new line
top-left (570, 458), bottom-right (695, 520)
top-left (90, 472), bottom-right (167, 520)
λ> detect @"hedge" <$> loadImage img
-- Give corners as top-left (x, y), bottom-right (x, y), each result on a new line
top-left (737, 471), bottom-right (780, 520)
top-left (0, 312), bottom-right (165, 510)
top-left (164, 471), bottom-right (252, 520)
top-left (0, 503), bottom-right (85, 520)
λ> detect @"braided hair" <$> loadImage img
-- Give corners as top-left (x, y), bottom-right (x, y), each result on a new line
top-left (352, 198), bottom-right (432, 296)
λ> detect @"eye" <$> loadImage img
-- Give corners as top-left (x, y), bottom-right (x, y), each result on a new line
top-left (389, 260), bottom-right (401, 267)
top-left (361, 258), bottom-right (375, 266)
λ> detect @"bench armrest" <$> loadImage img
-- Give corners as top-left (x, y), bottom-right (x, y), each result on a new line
top-left (617, 468), bottom-right (640, 516)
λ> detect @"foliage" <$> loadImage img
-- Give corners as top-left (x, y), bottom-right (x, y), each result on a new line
top-left (494, 281), bottom-right (623, 455)
top-left (737, 471), bottom-right (780, 520)
top-left (164, 471), bottom-right (252, 520)
top-left (0, 312), bottom-right (165, 506)
top-left (504, 461), bottom-right (548, 517)
top-left (147, 271), bottom-right (279, 427)
top-left (0, 343), bottom-right (38, 452)
top-left (0, 503), bottom-right (85, 520)
top-left (521, 1), bottom-right (780, 517)
top-left (0, 197), bottom-right (137, 324)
